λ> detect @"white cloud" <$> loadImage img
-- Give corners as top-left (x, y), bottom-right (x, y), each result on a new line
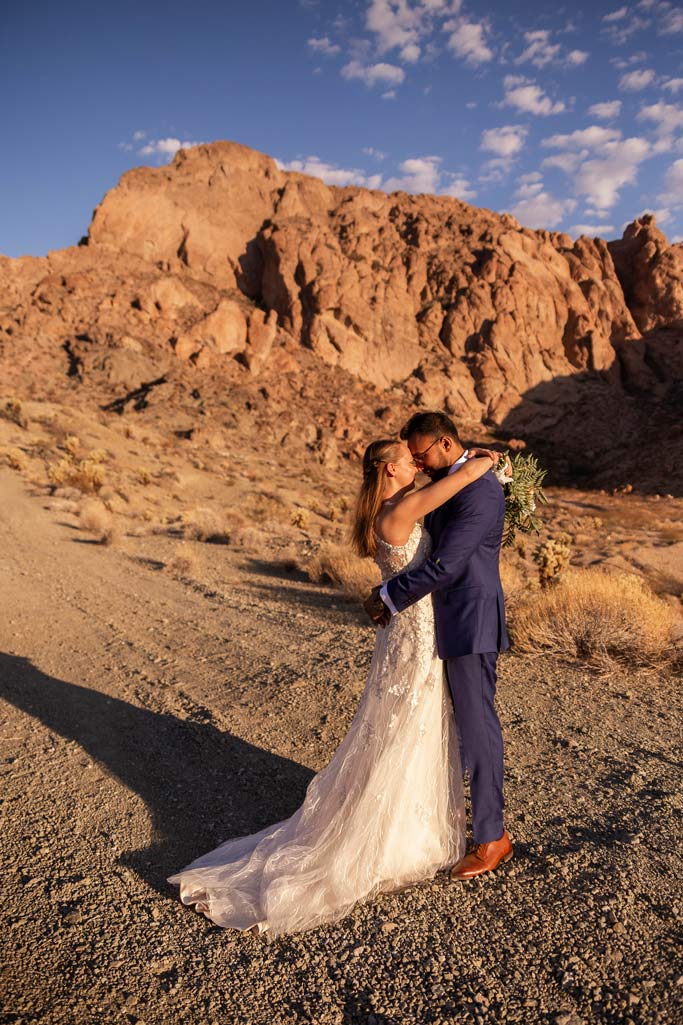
top-left (515, 30), bottom-right (561, 68)
top-left (619, 68), bottom-right (656, 91)
top-left (401, 43), bottom-right (421, 62)
top-left (566, 49), bottom-right (589, 65)
top-left (132, 130), bottom-right (147, 142)
top-left (480, 124), bottom-right (528, 157)
top-left (663, 78), bottom-right (683, 94)
top-left (573, 137), bottom-right (651, 210)
top-left (503, 75), bottom-right (565, 116)
top-left (362, 146), bottom-right (386, 160)
top-left (341, 59), bottom-right (405, 87)
top-left (442, 173), bottom-right (477, 200)
top-left (513, 29), bottom-right (588, 69)
top-left (603, 14), bottom-right (651, 45)
top-left (384, 155), bottom-right (442, 193)
top-left (445, 19), bottom-right (493, 64)
top-left (277, 155), bottom-right (383, 189)
top-left (511, 181), bottom-right (577, 229)
top-left (659, 158), bottom-right (683, 206)
top-left (569, 223), bottom-right (616, 236)
top-left (542, 125), bottom-right (622, 149)
top-left (382, 89), bottom-right (397, 99)
top-left (542, 152), bottom-right (585, 174)
top-left (307, 36), bottom-right (341, 56)
top-left (518, 171), bottom-right (543, 184)
top-left (366, 0), bottom-right (421, 54)
top-left (382, 155), bottom-right (475, 199)
top-left (588, 100), bottom-right (622, 119)
top-left (603, 6), bottom-right (628, 21)
top-left (660, 8), bottom-right (683, 33)
top-left (638, 100), bottom-right (683, 136)
top-left (139, 138), bottom-right (201, 160)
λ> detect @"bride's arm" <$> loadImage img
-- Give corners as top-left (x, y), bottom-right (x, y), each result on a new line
top-left (384, 451), bottom-right (496, 532)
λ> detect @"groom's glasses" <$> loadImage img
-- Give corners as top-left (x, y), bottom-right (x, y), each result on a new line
top-left (411, 437), bottom-right (442, 464)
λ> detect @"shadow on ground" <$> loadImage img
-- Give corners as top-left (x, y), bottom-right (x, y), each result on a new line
top-left (0, 653), bottom-right (314, 894)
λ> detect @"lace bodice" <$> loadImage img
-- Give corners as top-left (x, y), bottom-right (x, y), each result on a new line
top-left (373, 521), bottom-right (432, 577)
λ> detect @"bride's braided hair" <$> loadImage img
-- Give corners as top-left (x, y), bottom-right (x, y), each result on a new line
top-left (351, 438), bottom-right (403, 558)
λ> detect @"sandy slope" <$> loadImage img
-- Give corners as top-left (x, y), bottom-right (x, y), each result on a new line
top-left (1, 468), bottom-right (681, 1025)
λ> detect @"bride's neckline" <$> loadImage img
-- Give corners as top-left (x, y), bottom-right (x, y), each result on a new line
top-left (373, 522), bottom-right (420, 550)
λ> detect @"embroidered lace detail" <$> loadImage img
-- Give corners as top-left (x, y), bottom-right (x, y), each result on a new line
top-left (168, 522), bottom-right (465, 937)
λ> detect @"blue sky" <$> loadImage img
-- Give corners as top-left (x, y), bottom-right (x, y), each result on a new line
top-left (3, 0), bottom-right (683, 257)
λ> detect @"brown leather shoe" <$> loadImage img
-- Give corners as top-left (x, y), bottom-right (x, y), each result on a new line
top-left (449, 830), bottom-right (513, 880)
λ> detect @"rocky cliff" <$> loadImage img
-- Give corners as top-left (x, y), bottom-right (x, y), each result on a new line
top-left (1, 141), bottom-right (681, 487)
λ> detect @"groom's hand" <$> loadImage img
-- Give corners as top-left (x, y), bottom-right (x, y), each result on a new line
top-left (364, 586), bottom-right (391, 628)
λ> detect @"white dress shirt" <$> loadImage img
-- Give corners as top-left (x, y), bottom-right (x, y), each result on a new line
top-left (378, 450), bottom-right (469, 617)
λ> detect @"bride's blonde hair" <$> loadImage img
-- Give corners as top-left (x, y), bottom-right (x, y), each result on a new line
top-left (351, 438), bottom-right (403, 558)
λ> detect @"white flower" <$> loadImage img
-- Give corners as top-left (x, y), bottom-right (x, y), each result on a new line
top-left (494, 456), bottom-right (514, 486)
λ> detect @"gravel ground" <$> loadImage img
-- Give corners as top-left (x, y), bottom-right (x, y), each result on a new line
top-left (1, 468), bottom-right (682, 1025)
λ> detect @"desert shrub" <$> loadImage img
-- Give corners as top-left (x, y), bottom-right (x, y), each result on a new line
top-left (181, 506), bottom-right (230, 543)
top-left (79, 499), bottom-right (117, 545)
top-left (1, 398), bottom-right (28, 429)
top-left (291, 508), bottom-right (310, 530)
top-left (0, 447), bottom-right (28, 471)
top-left (510, 568), bottom-right (679, 668)
top-left (305, 543), bottom-right (380, 601)
top-left (48, 456), bottom-right (105, 494)
top-left (533, 533), bottom-right (572, 587)
top-left (169, 542), bottom-right (200, 578)
top-left (229, 525), bottom-right (264, 550)
top-left (244, 491), bottom-right (287, 524)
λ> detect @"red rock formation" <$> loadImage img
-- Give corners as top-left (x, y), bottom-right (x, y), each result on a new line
top-left (0, 141), bottom-right (680, 480)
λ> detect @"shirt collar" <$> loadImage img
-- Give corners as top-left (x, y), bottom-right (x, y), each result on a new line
top-left (447, 449), bottom-right (469, 474)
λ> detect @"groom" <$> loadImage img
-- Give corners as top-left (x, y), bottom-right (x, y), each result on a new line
top-left (364, 410), bottom-right (512, 879)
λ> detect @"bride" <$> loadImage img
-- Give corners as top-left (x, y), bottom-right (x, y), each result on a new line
top-left (167, 438), bottom-right (496, 936)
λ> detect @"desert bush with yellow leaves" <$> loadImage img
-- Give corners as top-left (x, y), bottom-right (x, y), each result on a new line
top-left (0, 447), bottom-right (28, 471)
top-left (48, 436), bottom-right (107, 495)
top-left (510, 568), bottom-right (679, 668)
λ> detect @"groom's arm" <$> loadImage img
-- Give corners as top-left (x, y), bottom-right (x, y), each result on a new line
top-left (385, 488), bottom-right (492, 614)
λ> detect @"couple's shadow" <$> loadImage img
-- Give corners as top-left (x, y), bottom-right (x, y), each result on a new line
top-left (0, 653), bottom-right (314, 894)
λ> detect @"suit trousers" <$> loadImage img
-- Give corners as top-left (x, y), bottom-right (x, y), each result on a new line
top-left (445, 652), bottom-right (504, 844)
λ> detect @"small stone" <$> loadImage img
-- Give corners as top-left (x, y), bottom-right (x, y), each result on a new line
top-left (381, 921), bottom-right (398, 933)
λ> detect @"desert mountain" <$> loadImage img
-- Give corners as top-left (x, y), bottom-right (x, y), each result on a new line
top-left (1, 140), bottom-right (681, 489)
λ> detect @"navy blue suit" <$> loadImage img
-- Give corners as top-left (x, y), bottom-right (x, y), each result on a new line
top-left (385, 467), bottom-right (509, 843)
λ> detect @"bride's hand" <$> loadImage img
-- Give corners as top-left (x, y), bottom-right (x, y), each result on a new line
top-left (468, 447), bottom-right (500, 464)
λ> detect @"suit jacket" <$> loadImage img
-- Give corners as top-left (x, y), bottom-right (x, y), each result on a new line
top-left (385, 469), bottom-right (510, 660)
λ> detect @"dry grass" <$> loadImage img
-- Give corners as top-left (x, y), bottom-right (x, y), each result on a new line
top-left (79, 500), bottom-right (118, 545)
top-left (0, 447), bottom-right (28, 471)
top-left (510, 568), bottom-right (679, 668)
top-left (244, 491), bottom-right (287, 524)
top-left (181, 506), bottom-right (230, 543)
top-left (1, 398), bottom-right (28, 429)
top-left (304, 543), bottom-right (380, 601)
top-left (499, 558), bottom-right (530, 609)
top-left (168, 542), bottom-right (201, 578)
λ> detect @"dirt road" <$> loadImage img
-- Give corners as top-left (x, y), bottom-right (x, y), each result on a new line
top-left (1, 469), bottom-right (681, 1025)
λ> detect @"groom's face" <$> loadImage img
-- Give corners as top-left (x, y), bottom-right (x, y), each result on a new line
top-left (407, 433), bottom-right (452, 478)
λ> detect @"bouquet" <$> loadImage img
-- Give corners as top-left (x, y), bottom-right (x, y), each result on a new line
top-left (493, 451), bottom-right (548, 547)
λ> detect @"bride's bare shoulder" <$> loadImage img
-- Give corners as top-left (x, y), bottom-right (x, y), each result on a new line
top-left (374, 500), bottom-right (418, 547)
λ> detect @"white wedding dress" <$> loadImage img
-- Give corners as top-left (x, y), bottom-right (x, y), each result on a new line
top-left (167, 523), bottom-right (465, 936)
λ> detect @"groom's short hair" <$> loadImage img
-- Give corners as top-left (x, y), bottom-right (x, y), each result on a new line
top-left (400, 410), bottom-right (461, 443)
